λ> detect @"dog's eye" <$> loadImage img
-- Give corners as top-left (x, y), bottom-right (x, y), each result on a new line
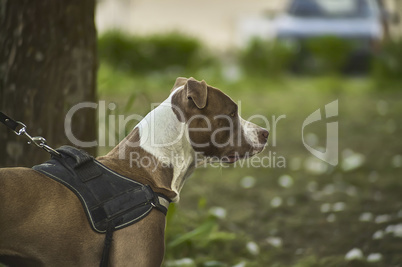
top-left (230, 112), bottom-right (236, 117)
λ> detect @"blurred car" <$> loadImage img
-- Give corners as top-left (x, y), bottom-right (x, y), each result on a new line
top-left (274, 0), bottom-right (399, 72)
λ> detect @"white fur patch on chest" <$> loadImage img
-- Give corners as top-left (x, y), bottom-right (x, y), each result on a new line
top-left (137, 95), bottom-right (184, 163)
top-left (137, 88), bottom-right (195, 201)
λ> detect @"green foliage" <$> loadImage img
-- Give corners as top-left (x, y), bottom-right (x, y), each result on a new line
top-left (98, 31), bottom-right (402, 83)
top-left (371, 40), bottom-right (402, 85)
top-left (239, 38), bottom-right (295, 77)
top-left (168, 216), bottom-right (235, 249)
top-left (164, 198), bottom-right (237, 265)
top-left (293, 255), bottom-right (350, 267)
top-left (238, 36), bottom-right (354, 77)
top-left (305, 36), bottom-right (353, 74)
top-left (98, 31), bottom-right (215, 75)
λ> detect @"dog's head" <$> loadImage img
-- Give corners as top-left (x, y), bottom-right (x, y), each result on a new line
top-left (171, 77), bottom-right (269, 163)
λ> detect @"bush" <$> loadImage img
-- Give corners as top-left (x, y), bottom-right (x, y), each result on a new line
top-left (239, 38), bottom-right (295, 77)
top-left (305, 36), bottom-right (353, 74)
top-left (98, 31), bottom-right (215, 74)
top-left (239, 36), bottom-right (354, 77)
top-left (371, 40), bottom-right (402, 84)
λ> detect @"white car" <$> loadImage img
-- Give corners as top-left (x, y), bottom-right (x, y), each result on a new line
top-left (274, 0), bottom-right (397, 71)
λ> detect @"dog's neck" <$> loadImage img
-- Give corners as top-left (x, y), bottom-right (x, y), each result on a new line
top-left (136, 91), bottom-right (198, 201)
top-left (98, 90), bottom-right (196, 202)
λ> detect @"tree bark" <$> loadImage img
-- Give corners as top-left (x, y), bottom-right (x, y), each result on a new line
top-left (0, 0), bottom-right (97, 167)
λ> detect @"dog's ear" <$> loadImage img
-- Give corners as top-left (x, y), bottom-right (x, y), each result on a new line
top-left (185, 77), bottom-right (208, 109)
top-left (171, 77), bottom-right (188, 92)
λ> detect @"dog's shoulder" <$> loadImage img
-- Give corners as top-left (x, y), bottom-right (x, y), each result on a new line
top-left (0, 166), bottom-right (71, 195)
top-left (0, 167), bottom-right (40, 180)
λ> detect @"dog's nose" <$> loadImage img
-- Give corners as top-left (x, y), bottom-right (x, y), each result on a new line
top-left (262, 129), bottom-right (269, 139)
top-left (259, 129), bottom-right (269, 143)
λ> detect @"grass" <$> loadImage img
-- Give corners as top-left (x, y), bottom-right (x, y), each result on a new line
top-left (98, 65), bottom-right (402, 267)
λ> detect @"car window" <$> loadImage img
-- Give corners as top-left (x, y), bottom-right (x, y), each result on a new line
top-left (288, 0), bottom-right (378, 18)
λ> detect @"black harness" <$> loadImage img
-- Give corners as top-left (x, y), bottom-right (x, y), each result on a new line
top-left (32, 146), bottom-right (171, 266)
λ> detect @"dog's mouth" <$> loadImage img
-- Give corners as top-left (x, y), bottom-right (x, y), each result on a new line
top-left (221, 145), bottom-right (267, 163)
top-left (221, 153), bottom-right (250, 163)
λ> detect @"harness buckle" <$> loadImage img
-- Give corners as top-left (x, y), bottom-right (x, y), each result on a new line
top-left (15, 121), bottom-right (61, 157)
top-left (13, 121), bottom-right (27, 136)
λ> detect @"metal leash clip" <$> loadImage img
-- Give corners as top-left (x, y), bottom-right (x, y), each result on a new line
top-left (13, 121), bottom-right (61, 157)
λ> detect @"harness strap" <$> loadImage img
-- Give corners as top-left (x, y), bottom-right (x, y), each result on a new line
top-left (100, 222), bottom-right (116, 267)
top-left (56, 145), bottom-right (93, 167)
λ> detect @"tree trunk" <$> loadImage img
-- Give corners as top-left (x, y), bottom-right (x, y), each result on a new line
top-left (0, 0), bottom-right (97, 167)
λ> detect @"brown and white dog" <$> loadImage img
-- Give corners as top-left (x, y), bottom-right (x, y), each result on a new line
top-left (0, 77), bottom-right (268, 266)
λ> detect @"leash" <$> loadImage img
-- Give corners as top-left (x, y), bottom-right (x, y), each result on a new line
top-left (0, 111), bottom-right (61, 157)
